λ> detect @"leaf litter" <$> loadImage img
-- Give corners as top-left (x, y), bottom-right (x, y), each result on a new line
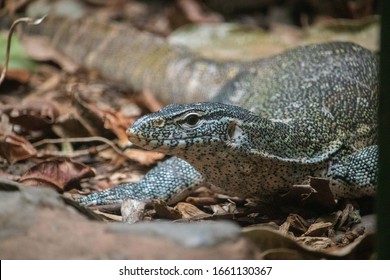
top-left (0, 0), bottom-right (378, 259)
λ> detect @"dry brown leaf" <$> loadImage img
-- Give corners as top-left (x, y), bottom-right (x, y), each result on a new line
top-left (279, 214), bottom-right (310, 236)
top-left (74, 92), bottom-right (132, 145)
top-left (277, 177), bottom-right (336, 212)
top-left (93, 209), bottom-right (122, 222)
top-left (304, 222), bottom-right (333, 237)
top-left (242, 225), bottom-right (374, 259)
top-left (210, 201), bottom-right (238, 215)
top-left (337, 228), bottom-right (364, 246)
top-left (122, 149), bottom-right (165, 166)
top-left (19, 157), bottom-right (95, 192)
top-left (0, 133), bottom-right (37, 164)
top-left (52, 112), bottom-right (95, 138)
top-left (308, 177), bottom-right (337, 208)
top-left (1, 68), bottom-right (32, 83)
top-left (4, 99), bottom-right (60, 130)
top-left (185, 196), bottom-right (220, 206)
top-left (101, 109), bottom-right (132, 146)
top-left (176, 0), bottom-right (223, 23)
top-left (0, 114), bottom-right (12, 134)
top-left (222, 201), bottom-right (238, 214)
top-left (74, 93), bottom-right (116, 137)
top-left (153, 200), bottom-right (183, 220)
top-left (32, 71), bottom-right (62, 92)
top-left (175, 202), bottom-right (210, 219)
top-left (295, 236), bottom-right (334, 250)
top-left (242, 226), bottom-right (323, 259)
top-left (209, 204), bottom-right (228, 215)
top-left (88, 203), bottom-right (122, 215)
top-left (4, 0), bottom-right (30, 14)
top-left (337, 203), bottom-right (361, 229)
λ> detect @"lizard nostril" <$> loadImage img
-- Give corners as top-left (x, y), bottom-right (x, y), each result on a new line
top-left (154, 118), bottom-right (165, 127)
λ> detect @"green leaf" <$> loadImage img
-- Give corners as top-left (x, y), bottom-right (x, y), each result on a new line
top-left (0, 32), bottom-right (37, 71)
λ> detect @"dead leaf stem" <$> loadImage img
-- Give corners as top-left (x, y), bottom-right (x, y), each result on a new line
top-left (0, 16), bottom-right (46, 86)
top-left (32, 136), bottom-right (126, 156)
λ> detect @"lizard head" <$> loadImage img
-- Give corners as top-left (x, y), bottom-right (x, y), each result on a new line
top-left (127, 102), bottom-right (258, 156)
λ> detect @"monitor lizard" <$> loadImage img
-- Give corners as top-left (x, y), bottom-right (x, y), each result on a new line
top-left (26, 16), bottom-right (378, 206)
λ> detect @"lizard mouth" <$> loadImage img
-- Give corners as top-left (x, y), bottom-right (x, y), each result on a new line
top-left (127, 134), bottom-right (188, 154)
top-left (127, 128), bottom-right (221, 152)
top-left (127, 127), bottom-right (217, 142)
top-left (128, 133), bottom-right (210, 145)
top-left (127, 130), bottom-right (152, 147)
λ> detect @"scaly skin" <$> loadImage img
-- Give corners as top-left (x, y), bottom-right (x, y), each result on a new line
top-left (27, 16), bottom-right (378, 205)
top-left (77, 42), bottom-right (378, 205)
top-left (26, 15), bottom-right (245, 104)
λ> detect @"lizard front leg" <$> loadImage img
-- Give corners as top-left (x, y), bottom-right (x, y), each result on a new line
top-left (328, 145), bottom-right (378, 198)
top-left (76, 157), bottom-right (204, 206)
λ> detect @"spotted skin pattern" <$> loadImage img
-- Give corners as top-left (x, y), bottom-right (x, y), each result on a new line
top-left (77, 42), bottom-right (378, 206)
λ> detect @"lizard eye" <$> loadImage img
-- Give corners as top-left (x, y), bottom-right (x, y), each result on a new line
top-left (184, 113), bottom-right (200, 126)
top-left (178, 112), bottom-right (203, 129)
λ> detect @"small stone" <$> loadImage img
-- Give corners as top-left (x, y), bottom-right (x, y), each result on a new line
top-left (121, 199), bottom-right (146, 224)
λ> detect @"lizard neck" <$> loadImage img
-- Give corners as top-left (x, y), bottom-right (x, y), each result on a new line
top-left (175, 135), bottom-right (330, 199)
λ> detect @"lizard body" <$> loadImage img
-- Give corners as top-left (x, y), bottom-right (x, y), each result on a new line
top-left (27, 16), bottom-right (378, 205)
top-left (127, 43), bottom-right (378, 200)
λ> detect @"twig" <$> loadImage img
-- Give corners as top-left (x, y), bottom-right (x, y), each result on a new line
top-left (37, 143), bottom-right (111, 158)
top-left (0, 15), bottom-right (46, 86)
top-left (33, 136), bottom-right (126, 156)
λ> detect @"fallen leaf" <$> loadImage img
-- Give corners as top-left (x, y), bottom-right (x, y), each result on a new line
top-left (1, 69), bottom-right (32, 83)
top-left (52, 112), bottom-right (95, 138)
top-left (74, 92), bottom-right (132, 145)
top-left (93, 209), bottom-right (122, 222)
top-left (303, 222), bottom-right (333, 237)
top-left (354, 214), bottom-right (376, 234)
top-left (122, 149), bottom-right (165, 165)
top-left (176, 0), bottom-right (223, 24)
top-left (4, 0), bottom-right (30, 14)
top-left (337, 203), bottom-right (361, 230)
top-left (210, 204), bottom-right (228, 215)
top-left (325, 233), bottom-right (375, 259)
top-left (210, 201), bottom-right (238, 215)
top-left (242, 225), bottom-right (374, 259)
top-left (0, 133), bottom-right (37, 164)
top-left (88, 203), bottom-right (122, 215)
top-left (4, 99), bottom-right (60, 130)
top-left (277, 177), bottom-right (337, 212)
top-left (337, 227), bottom-right (365, 246)
top-left (175, 202), bottom-right (209, 219)
top-left (185, 196), bottom-right (220, 206)
top-left (279, 214), bottom-right (310, 236)
top-left (19, 157), bottom-right (95, 192)
top-left (0, 114), bottom-right (13, 135)
top-left (242, 226), bottom-right (323, 259)
top-left (308, 177), bottom-right (338, 209)
top-left (153, 200), bottom-right (183, 220)
top-left (295, 236), bottom-right (333, 250)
